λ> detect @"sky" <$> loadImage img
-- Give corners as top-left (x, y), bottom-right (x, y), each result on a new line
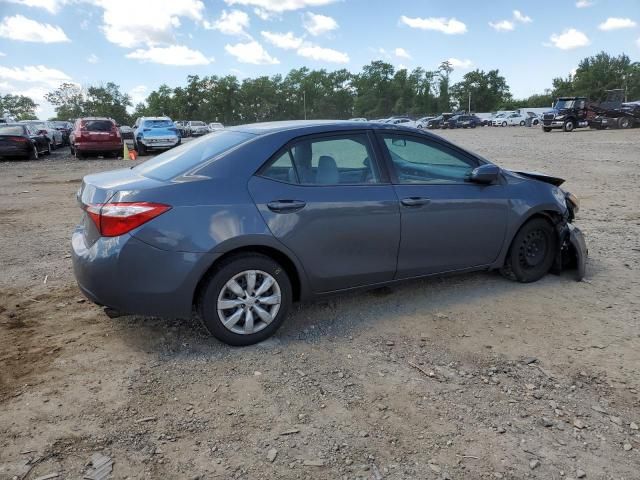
top-left (0, 0), bottom-right (638, 119)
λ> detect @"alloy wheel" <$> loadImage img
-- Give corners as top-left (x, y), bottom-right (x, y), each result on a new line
top-left (217, 270), bottom-right (281, 335)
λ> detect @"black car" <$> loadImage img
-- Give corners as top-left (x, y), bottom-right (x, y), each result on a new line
top-left (459, 115), bottom-right (483, 128)
top-left (426, 115), bottom-right (444, 129)
top-left (0, 123), bottom-right (50, 159)
top-left (119, 125), bottom-right (134, 140)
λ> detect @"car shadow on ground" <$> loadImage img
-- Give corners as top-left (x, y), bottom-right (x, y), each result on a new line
top-left (107, 263), bottom-right (594, 360)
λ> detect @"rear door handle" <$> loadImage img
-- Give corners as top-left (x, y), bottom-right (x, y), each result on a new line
top-left (267, 200), bottom-right (307, 213)
top-left (401, 197), bottom-right (431, 207)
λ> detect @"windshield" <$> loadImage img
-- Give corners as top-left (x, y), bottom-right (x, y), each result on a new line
top-left (143, 119), bottom-right (173, 128)
top-left (0, 125), bottom-right (25, 135)
top-left (555, 99), bottom-right (576, 109)
top-left (134, 130), bottom-right (254, 181)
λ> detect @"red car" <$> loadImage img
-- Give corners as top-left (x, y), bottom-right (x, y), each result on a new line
top-left (70, 117), bottom-right (123, 159)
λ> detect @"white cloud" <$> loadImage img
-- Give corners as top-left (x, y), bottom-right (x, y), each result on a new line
top-left (0, 65), bottom-right (71, 91)
top-left (87, 53), bottom-right (99, 63)
top-left (0, 52), bottom-right (5, 56)
top-left (297, 44), bottom-right (348, 63)
top-left (225, 40), bottom-right (279, 64)
top-left (576, 0), bottom-right (593, 7)
top-left (394, 47), bottom-right (411, 59)
top-left (261, 31), bottom-right (303, 49)
top-left (598, 17), bottom-right (637, 31)
top-left (224, 0), bottom-right (337, 13)
top-left (548, 28), bottom-right (590, 50)
top-left (447, 58), bottom-right (473, 69)
top-left (126, 45), bottom-right (212, 65)
top-left (303, 12), bottom-right (338, 36)
top-left (3, 0), bottom-right (68, 14)
top-left (0, 14), bottom-right (70, 43)
top-left (91, 0), bottom-right (205, 48)
top-left (489, 20), bottom-right (514, 32)
top-left (129, 85), bottom-right (148, 104)
top-left (205, 9), bottom-right (250, 37)
top-left (400, 16), bottom-right (467, 35)
top-left (513, 10), bottom-right (532, 23)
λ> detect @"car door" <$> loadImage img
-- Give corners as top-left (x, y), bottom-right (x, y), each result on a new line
top-left (376, 131), bottom-right (508, 278)
top-left (248, 131), bottom-right (401, 293)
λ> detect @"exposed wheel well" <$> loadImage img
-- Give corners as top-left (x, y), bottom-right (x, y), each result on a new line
top-left (194, 245), bottom-right (302, 308)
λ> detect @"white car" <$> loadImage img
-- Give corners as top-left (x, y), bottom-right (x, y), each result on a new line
top-left (494, 113), bottom-right (527, 127)
top-left (386, 118), bottom-right (416, 128)
top-left (19, 120), bottom-right (63, 149)
top-left (415, 116), bottom-right (435, 129)
top-left (208, 122), bottom-right (224, 132)
top-left (348, 117), bottom-right (367, 122)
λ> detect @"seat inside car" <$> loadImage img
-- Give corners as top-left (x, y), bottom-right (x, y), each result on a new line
top-left (317, 155), bottom-right (339, 184)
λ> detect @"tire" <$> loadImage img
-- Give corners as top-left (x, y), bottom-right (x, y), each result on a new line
top-left (136, 140), bottom-right (146, 156)
top-left (75, 150), bottom-right (86, 160)
top-left (28, 144), bottom-right (38, 160)
top-left (502, 121), bottom-right (507, 127)
top-left (543, 127), bottom-right (552, 133)
top-left (501, 218), bottom-right (557, 283)
top-left (563, 119), bottom-right (575, 132)
top-left (519, 121), bottom-right (525, 126)
top-left (197, 253), bottom-right (292, 346)
top-left (618, 117), bottom-right (631, 129)
top-left (44, 142), bottom-right (51, 155)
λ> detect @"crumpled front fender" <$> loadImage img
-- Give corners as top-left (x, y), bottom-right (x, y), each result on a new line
top-left (552, 222), bottom-right (588, 281)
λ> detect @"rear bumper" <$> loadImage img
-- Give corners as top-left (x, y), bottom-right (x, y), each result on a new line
top-left (75, 141), bottom-right (123, 152)
top-left (140, 137), bottom-right (180, 149)
top-left (0, 144), bottom-right (30, 156)
top-left (71, 228), bottom-right (220, 318)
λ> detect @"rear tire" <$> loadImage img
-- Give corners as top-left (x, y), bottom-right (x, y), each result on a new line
top-left (519, 121), bottom-right (525, 126)
top-left (502, 121), bottom-right (507, 127)
top-left (28, 144), bottom-right (39, 160)
top-left (543, 127), bottom-right (552, 133)
top-left (197, 253), bottom-right (292, 346)
top-left (136, 141), bottom-right (146, 156)
top-left (501, 218), bottom-right (557, 283)
top-left (618, 117), bottom-right (631, 129)
top-left (75, 150), bottom-right (86, 160)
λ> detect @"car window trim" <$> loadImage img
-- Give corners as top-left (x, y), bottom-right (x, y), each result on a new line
top-left (374, 130), bottom-right (485, 186)
top-left (256, 129), bottom-right (391, 187)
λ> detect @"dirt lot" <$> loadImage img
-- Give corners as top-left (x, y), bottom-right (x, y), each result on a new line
top-left (1, 127), bottom-right (639, 480)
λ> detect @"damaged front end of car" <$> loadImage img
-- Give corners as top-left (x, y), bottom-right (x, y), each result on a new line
top-left (513, 170), bottom-right (588, 281)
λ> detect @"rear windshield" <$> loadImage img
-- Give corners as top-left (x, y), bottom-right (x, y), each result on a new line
top-left (0, 125), bottom-right (25, 135)
top-left (83, 120), bottom-right (113, 132)
top-left (134, 130), bottom-right (254, 181)
top-left (143, 119), bottom-right (173, 128)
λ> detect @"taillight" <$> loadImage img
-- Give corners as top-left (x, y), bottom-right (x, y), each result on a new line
top-left (10, 136), bottom-right (28, 142)
top-left (85, 202), bottom-right (171, 237)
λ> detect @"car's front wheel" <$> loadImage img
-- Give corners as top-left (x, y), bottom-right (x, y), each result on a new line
top-left (197, 253), bottom-right (292, 346)
top-left (501, 218), bottom-right (557, 283)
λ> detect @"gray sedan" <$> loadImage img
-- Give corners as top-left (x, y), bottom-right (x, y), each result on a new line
top-left (72, 121), bottom-right (586, 346)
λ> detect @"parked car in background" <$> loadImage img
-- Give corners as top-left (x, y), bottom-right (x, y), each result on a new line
top-left (445, 114), bottom-right (465, 128)
top-left (188, 121), bottom-right (209, 136)
top-left (133, 117), bottom-right (180, 155)
top-left (50, 121), bottom-right (73, 145)
top-left (425, 115), bottom-right (444, 129)
top-left (385, 117), bottom-right (415, 127)
top-left (19, 120), bottom-right (63, 150)
top-left (460, 115), bottom-right (483, 128)
top-left (0, 123), bottom-right (50, 159)
top-left (502, 113), bottom-right (527, 126)
top-left (119, 125), bottom-right (134, 141)
top-left (491, 113), bottom-right (508, 127)
top-left (415, 116), bottom-right (435, 129)
top-left (175, 121), bottom-right (190, 137)
top-left (208, 122), bottom-right (224, 132)
top-left (348, 118), bottom-right (367, 122)
top-left (71, 120), bottom-right (586, 346)
top-left (70, 117), bottom-right (123, 159)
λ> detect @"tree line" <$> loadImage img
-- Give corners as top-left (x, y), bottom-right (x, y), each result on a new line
top-left (2, 51), bottom-right (638, 126)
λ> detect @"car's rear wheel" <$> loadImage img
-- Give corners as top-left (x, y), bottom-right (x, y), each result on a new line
top-left (197, 253), bottom-right (292, 346)
top-left (501, 218), bottom-right (557, 283)
top-left (563, 120), bottom-right (575, 132)
top-left (136, 141), bottom-right (146, 156)
top-left (519, 121), bottom-right (525, 126)
top-left (502, 121), bottom-right (507, 127)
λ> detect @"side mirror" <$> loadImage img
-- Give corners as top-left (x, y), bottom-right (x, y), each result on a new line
top-left (469, 164), bottom-right (500, 184)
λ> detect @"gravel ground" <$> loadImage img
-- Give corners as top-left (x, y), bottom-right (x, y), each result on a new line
top-left (0, 127), bottom-right (639, 480)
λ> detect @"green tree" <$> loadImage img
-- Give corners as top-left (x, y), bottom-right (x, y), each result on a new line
top-left (84, 82), bottom-right (132, 125)
top-left (450, 69), bottom-right (512, 112)
top-left (0, 94), bottom-right (39, 120)
top-left (45, 83), bottom-right (85, 120)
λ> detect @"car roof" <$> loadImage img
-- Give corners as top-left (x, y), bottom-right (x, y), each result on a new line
top-left (225, 120), bottom-right (436, 137)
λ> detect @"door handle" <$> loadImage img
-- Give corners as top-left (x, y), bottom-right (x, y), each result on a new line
top-left (401, 197), bottom-right (431, 207)
top-left (267, 200), bottom-right (307, 213)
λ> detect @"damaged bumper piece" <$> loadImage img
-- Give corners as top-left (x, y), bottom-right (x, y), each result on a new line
top-left (553, 222), bottom-right (588, 281)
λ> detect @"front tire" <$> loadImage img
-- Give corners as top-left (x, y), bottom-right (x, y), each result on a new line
top-left (519, 121), bottom-right (525, 126)
top-left (619, 117), bottom-right (631, 129)
top-left (563, 120), bottom-right (575, 132)
top-left (197, 253), bottom-right (292, 346)
top-left (543, 127), bottom-right (552, 133)
top-left (502, 121), bottom-right (507, 127)
top-left (501, 218), bottom-right (557, 283)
